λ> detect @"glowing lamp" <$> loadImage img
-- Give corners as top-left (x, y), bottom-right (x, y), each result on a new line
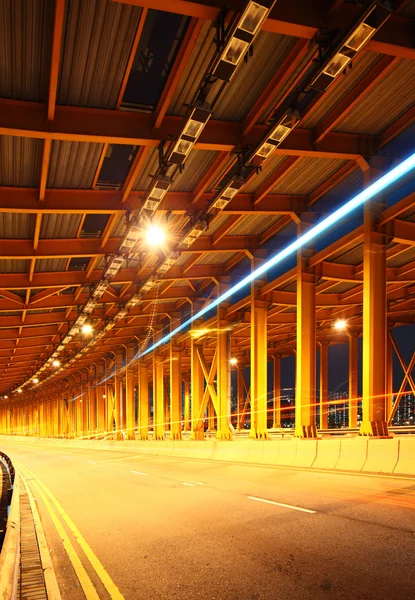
top-left (146, 225), bottom-right (165, 246)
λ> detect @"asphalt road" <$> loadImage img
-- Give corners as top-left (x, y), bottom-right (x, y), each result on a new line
top-left (1, 439), bottom-right (414, 600)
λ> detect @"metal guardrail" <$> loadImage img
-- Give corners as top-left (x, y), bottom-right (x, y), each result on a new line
top-left (0, 451), bottom-right (20, 600)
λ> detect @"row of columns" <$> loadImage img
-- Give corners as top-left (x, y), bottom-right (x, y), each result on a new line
top-left (0, 186), bottom-right (392, 439)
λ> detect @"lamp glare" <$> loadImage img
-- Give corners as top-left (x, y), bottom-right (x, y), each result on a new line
top-left (334, 319), bottom-right (347, 331)
top-left (82, 324), bottom-right (93, 335)
top-left (146, 225), bottom-right (165, 246)
top-left (230, 357), bottom-right (238, 366)
top-left (52, 360), bottom-right (60, 368)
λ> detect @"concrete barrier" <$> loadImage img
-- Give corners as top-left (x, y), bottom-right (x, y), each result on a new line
top-left (261, 441), bottom-right (279, 465)
top-left (335, 438), bottom-right (368, 472)
top-left (292, 440), bottom-right (318, 468)
top-left (313, 439), bottom-right (341, 470)
top-left (246, 441), bottom-right (265, 464)
top-left (363, 438), bottom-right (400, 474)
top-left (274, 440), bottom-right (297, 466)
top-left (393, 437), bottom-right (415, 476)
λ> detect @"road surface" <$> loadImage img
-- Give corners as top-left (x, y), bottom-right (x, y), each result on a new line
top-left (1, 438), bottom-right (414, 600)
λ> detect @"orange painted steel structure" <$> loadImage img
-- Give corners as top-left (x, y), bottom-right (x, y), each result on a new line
top-left (0, 0), bottom-right (414, 441)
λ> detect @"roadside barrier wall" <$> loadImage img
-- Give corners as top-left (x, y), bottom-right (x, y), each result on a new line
top-left (0, 435), bottom-right (413, 476)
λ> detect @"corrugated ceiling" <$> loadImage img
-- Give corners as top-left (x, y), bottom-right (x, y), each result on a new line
top-left (0, 0), bottom-right (53, 102)
top-left (272, 157), bottom-right (347, 195)
top-left (58, 0), bottom-right (142, 108)
top-left (48, 141), bottom-right (103, 189)
top-left (0, 213), bottom-right (35, 239)
top-left (0, 136), bottom-right (42, 187)
top-left (40, 214), bottom-right (83, 239)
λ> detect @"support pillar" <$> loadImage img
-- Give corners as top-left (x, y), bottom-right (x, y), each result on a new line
top-left (386, 331), bottom-right (393, 420)
top-left (138, 361), bottom-right (149, 440)
top-left (153, 333), bottom-right (165, 440)
top-left (96, 362), bottom-right (106, 435)
top-left (183, 378), bottom-right (190, 431)
top-left (216, 281), bottom-right (233, 439)
top-left (115, 350), bottom-right (124, 438)
top-left (190, 321), bottom-right (205, 440)
top-left (319, 342), bottom-right (329, 429)
top-left (272, 355), bottom-right (281, 428)
top-left (360, 169), bottom-right (389, 436)
top-left (125, 346), bottom-right (136, 440)
top-left (170, 328), bottom-right (182, 440)
top-left (348, 333), bottom-right (359, 428)
top-left (250, 251), bottom-right (269, 439)
top-left (237, 368), bottom-right (245, 430)
top-left (295, 218), bottom-right (317, 438)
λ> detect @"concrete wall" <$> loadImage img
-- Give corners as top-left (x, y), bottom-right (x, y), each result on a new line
top-left (1, 435), bottom-right (414, 476)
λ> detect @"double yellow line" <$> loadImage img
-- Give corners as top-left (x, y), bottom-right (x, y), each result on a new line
top-left (17, 462), bottom-right (125, 600)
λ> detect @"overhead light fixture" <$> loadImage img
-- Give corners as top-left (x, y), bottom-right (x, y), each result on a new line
top-left (250, 110), bottom-right (300, 166)
top-left (334, 319), bottom-right (347, 332)
top-left (125, 293), bottom-right (142, 308)
top-left (82, 323), bottom-right (93, 335)
top-left (143, 175), bottom-right (173, 213)
top-left (94, 279), bottom-right (110, 299)
top-left (180, 219), bottom-right (208, 248)
top-left (156, 251), bottom-right (180, 275)
top-left (84, 298), bottom-right (95, 314)
top-left (52, 360), bottom-right (60, 368)
top-left (141, 276), bottom-right (158, 293)
top-left (210, 0), bottom-right (275, 82)
top-left (167, 102), bottom-right (211, 165)
top-left (146, 225), bottom-right (165, 246)
top-left (105, 255), bottom-right (124, 279)
top-left (4, 395), bottom-right (8, 399)
top-left (17, 388), bottom-right (22, 393)
top-left (207, 175), bottom-right (245, 214)
top-left (114, 308), bottom-right (128, 321)
top-left (119, 223), bottom-right (141, 254)
top-left (310, 1), bottom-right (391, 92)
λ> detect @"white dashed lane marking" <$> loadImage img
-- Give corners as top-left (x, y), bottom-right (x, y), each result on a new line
top-left (131, 471), bottom-right (148, 476)
top-left (247, 496), bottom-right (316, 514)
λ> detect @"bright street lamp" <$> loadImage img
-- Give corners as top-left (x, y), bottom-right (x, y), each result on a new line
top-left (230, 357), bottom-right (238, 366)
top-left (52, 360), bottom-right (60, 368)
top-left (146, 225), bottom-right (165, 246)
top-left (334, 319), bottom-right (347, 332)
top-left (82, 323), bottom-right (93, 335)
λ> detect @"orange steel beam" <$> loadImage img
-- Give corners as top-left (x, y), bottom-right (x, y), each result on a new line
top-left (121, 146), bottom-right (149, 202)
top-left (100, 214), bottom-right (119, 248)
top-left (0, 188), bottom-right (309, 215)
top-left (0, 290), bottom-right (24, 306)
top-left (0, 99), bottom-right (375, 159)
top-left (91, 143), bottom-right (108, 189)
top-left (314, 56), bottom-right (398, 143)
top-left (191, 152), bottom-right (232, 204)
top-left (111, 0), bottom-right (415, 58)
top-left (29, 287), bottom-right (70, 305)
top-left (48, 0), bottom-right (65, 121)
top-left (0, 238), bottom-right (120, 259)
top-left (39, 140), bottom-right (52, 201)
top-left (116, 8), bottom-right (148, 109)
top-left (212, 215), bottom-right (243, 245)
top-left (242, 39), bottom-right (309, 136)
top-left (154, 18), bottom-right (204, 129)
top-left (33, 213), bottom-right (42, 251)
top-left (253, 157), bottom-right (301, 204)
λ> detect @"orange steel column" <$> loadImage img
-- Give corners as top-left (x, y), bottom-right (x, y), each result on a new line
top-left (348, 333), bottom-right (359, 428)
top-left (170, 327), bottom-right (182, 440)
top-left (190, 323), bottom-right (205, 440)
top-left (295, 218), bottom-right (317, 438)
top-left (250, 251), bottom-right (269, 439)
top-left (153, 328), bottom-right (165, 440)
top-left (114, 350), bottom-right (124, 438)
top-left (96, 363), bottom-right (106, 436)
top-left (125, 346), bottom-right (136, 440)
top-left (183, 377), bottom-right (191, 431)
top-left (360, 170), bottom-right (389, 437)
top-left (319, 342), bottom-right (329, 429)
top-left (386, 331), bottom-right (393, 419)
top-left (138, 361), bottom-right (149, 440)
top-left (217, 280), bottom-right (233, 439)
top-left (273, 355), bottom-right (281, 428)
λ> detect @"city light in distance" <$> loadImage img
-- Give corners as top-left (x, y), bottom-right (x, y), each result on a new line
top-left (334, 319), bottom-right (347, 331)
top-left (52, 360), bottom-right (60, 368)
top-left (33, 378), bottom-right (39, 384)
top-left (82, 323), bottom-right (93, 335)
top-left (146, 224), bottom-right (165, 246)
top-left (230, 357), bottom-right (238, 365)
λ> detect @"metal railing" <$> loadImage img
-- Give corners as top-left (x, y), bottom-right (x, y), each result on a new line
top-left (0, 451), bottom-right (20, 600)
